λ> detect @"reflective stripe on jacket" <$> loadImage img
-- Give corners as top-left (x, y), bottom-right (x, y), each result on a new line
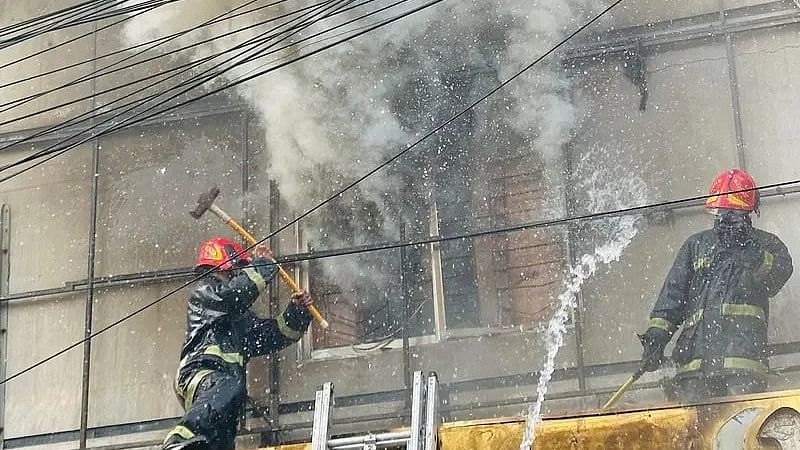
top-left (647, 224), bottom-right (792, 379)
top-left (175, 258), bottom-right (311, 404)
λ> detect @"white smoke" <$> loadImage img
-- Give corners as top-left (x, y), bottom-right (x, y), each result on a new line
top-left (119, 0), bottom-right (602, 306)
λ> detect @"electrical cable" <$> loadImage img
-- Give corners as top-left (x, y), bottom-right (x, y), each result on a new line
top-left (0, 2), bottom-right (329, 168)
top-left (64, 0), bottom-right (187, 26)
top-left (0, 0), bottom-right (357, 119)
top-left (0, 0), bottom-right (621, 386)
top-left (0, 0), bottom-right (107, 38)
top-left (0, 0), bottom-right (127, 50)
top-left (0, 0), bottom-right (357, 163)
top-left (0, 0), bottom-right (422, 176)
top-left (355, 298), bottom-right (428, 349)
top-left (223, 16), bottom-right (379, 80)
top-left (353, 300), bottom-right (428, 352)
top-left (0, 0), bottom-right (185, 75)
top-left (1, 177), bottom-right (793, 384)
top-left (0, 0), bottom-right (403, 128)
top-left (257, 181), bottom-right (800, 267)
top-left (0, 0), bottom-right (341, 124)
top-left (111, 0), bottom-right (445, 131)
top-left (0, 0), bottom-right (293, 113)
top-left (0, 0), bottom-right (185, 49)
top-left (0, 0), bottom-right (591, 181)
top-left (0, 0), bottom-right (99, 35)
top-left (0, 0), bottom-right (281, 76)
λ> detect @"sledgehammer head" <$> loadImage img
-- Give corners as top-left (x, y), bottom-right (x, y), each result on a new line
top-left (190, 186), bottom-right (221, 219)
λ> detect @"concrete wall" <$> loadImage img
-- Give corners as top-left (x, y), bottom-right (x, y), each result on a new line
top-left (0, 145), bottom-right (91, 292)
top-left (86, 113), bottom-right (252, 429)
top-left (88, 283), bottom-right (186, 428)
top-left (571, 41), bottom-right (741, 367)
top-left (570, 23), bottom-right (800, 381)
top-left (94, 113), bottom-right (246, 276)
top-left (733, 25), bottom-right (800, 344)
top-left (0, 0), bottom-right (94, 133)
top-left (0, 15), bottom-right (96, 439)
top-left (0, 145), bottom-right (90, 438)
top-left (5, 294), bottom-right (85, 438)
top-left (607, 0), bottom-right (722, 29)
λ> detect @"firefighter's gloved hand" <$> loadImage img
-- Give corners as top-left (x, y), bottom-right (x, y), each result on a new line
top-left (638, 328), bottom-right (670, 372)
top-left (251, 244), bottom-right (274, 260)
top-left (291, 290), bottom-right (313, 307)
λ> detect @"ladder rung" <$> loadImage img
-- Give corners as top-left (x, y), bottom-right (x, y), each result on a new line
top-left (328, 431), bottom-right (411, 449)
top-left (311, 371), bottom-right (438, 450)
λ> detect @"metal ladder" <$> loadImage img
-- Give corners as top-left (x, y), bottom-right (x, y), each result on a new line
top-left (311, 371), bottom-right (440, 450)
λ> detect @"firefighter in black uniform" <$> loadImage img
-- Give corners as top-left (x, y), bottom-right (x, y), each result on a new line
top-left (162, 237), bottom-right (313, 450)
top-left (640, 169), bottom-right (793, 402)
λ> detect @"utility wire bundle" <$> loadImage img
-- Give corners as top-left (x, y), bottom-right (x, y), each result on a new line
top-left (0, 0), bottom-right (445, 182)
top-left (0, 0), bottom-right (183, 50)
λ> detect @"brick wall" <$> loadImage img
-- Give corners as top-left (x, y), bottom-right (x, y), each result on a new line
top-left (473, 154), bottom-right (566, 328)
top-left (306, 152), bottom-right (567, 346)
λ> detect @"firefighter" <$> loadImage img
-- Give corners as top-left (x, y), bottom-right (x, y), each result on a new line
top-left (162, 237), bottom-right (313, 450)
top-left (639, 169), bottom-right (793, 402)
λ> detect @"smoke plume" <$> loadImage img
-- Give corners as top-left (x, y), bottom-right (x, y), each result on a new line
top-left (120, 0), bottom-right (602, 315)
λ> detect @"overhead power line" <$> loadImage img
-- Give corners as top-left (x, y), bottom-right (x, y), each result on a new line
top-left (0, 0), bottom-right (106, 38)
top-left (0, 0), bottom-right (181, 50)
top-left (0, 0), bottom-right (422, 177)
top-left (0, 0), bottom-right (401, 156)
top-left (0, 0), bottom-right (623, 386)
top-left (0, 0), bottom-right (279, 76)
top-left (1, 0), bottom-right (124, 49)
top-left (0, 0), bottom-right (294, 113)
top-left (0, 0), bottom-right (323, 168)
top-left (0, 0), bottom-right (339, 125)
top-left (265, 182), bottom-right (800, 266)
top-left (0, 0), bottom-right (340, 118)
top-left (0, 0), bottom-right (185, 74)
top-left (0, 0), bottom-right (358, 160)
top-left (61, 0), bottom-right (186, 26)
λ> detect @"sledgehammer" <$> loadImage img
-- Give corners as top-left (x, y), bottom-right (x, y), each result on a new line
top-left (190, 186), bottom-right (329, 329)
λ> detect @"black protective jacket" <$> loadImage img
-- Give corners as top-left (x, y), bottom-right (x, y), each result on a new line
top-left (174, 258), bottom-right (311, 404)
top-left (647, 218), bottom-right (793, 380)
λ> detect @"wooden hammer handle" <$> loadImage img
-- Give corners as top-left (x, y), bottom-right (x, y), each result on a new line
top-left (211, 206), bottom-right (330, 329)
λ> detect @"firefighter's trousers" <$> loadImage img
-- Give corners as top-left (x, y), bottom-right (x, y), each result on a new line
top-left (668, 374), bottom-right (766, 403)
top-left (164, 368), bottom-right (246, 450)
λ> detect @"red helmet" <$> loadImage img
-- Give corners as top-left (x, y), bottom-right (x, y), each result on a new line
top-left (705, 169), bottom-right (759, 214)
top-left (195, 237), bottom-right (251, 271)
